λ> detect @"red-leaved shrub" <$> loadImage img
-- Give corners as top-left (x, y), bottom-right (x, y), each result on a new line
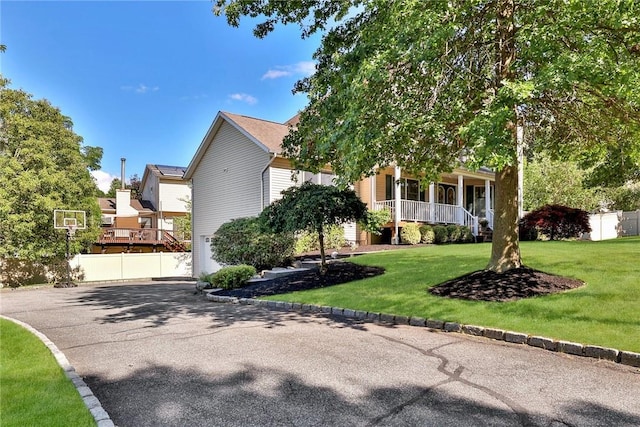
top-left (521, 205), bottom-right (591, 240)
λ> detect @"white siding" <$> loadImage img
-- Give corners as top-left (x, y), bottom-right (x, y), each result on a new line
top-left (269, 167), bottom-right (297, 204)
top-left (158, 181), bottom-right (191, 213)
top-left (141, 173), bottom-right (159, 207)
top-left (343, 222), bottom-right (357, 243)
top-left (191, 121), bottom-right (270, 276)
top-left (262, 168), bottom-right (270, 208)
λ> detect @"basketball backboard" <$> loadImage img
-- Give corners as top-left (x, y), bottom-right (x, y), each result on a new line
top-left (54, 209), bottom-right (87, 230)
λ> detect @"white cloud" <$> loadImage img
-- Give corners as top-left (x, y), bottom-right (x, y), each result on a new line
top-left (261, 61), bottom-right (316, 80)
top-left (91, 170), bottom-right (118, 193)
top-left (120, 83), bottom-right (159, 94)
top-left (262, 69), bottom-right (292, 80)
top-left (229, 93), bottom-right (258, 105)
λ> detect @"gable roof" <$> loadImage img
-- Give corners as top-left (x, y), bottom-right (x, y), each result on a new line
top-left (140, 163), bottom-right (188, 191)
top-left (184, 111), bottom-right (295, 180)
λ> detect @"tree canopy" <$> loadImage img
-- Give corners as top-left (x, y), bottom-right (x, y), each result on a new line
top-left (260, 182), bottom-right (367, 271)
top-left (216, 0), bottom-right (640, 272)
top-left (0, 78), bottom-right (102, 261)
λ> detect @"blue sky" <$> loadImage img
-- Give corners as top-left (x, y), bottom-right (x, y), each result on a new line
top-left (1, 1), bottom-right (322, 191)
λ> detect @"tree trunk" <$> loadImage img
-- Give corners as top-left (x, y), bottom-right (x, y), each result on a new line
top-left (485, 0), bottom-right (522, 273)
top-left (318, 229), bottom-right (327, 275)
top-left (486, 164), bottom-right (522, 272)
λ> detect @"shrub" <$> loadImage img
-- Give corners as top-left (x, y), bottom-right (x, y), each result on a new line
top-left (294, 230), bottom-right (317, 255)
top-left (419, 225), bottom-right (435, 244)
top-left (324, 225), bottom-right (346, 250)
top-left (359, 208), bottom-right (392, 235)
top-left (446, 224), bottom-right (461, 243)
top-left (459, 226), bottom-right (474, 243)
top-left (210, 265), bottom-right (257, 290)
top-left (518, 219), bottom-right (539, 241)
top-left (521, 204), bottom-right (591, 240)
top-left (433, 225), bottom-right (448, 244)
top-left (400, 223), bottom-right (421, 245)
top-left (293, 225), bottom-right (346, 255)
top-left (210, 217), bottom-right (295, 271)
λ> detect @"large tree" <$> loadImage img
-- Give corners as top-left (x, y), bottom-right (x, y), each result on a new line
top-left (216, 0), bottom-right (640, 273)
top-left (0, 78), bottom-right (102, 262)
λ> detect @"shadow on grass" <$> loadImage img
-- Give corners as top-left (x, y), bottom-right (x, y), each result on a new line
top-left (85, 362), bottom-right (640, 427)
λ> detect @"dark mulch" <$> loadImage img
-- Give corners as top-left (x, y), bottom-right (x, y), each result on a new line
top-left (215, 262), bottom-right (386, 299)
top-left (428, 267), bottom-right (585, 302)
top-left (215, 246), bottom-right (584, 302)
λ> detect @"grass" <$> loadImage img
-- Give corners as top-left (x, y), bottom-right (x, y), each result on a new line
top-left (0, 318), bottom-right (96, 427)
top-left (265, 237), bottom-right (640, 353)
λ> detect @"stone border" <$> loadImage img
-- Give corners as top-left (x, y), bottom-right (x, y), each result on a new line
top-left (206, 294), bottom-right (640, 369)
top-left (0, 315), bottom-right (115, 427)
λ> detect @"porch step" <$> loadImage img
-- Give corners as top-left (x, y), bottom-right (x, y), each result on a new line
top-left (261, 267), bottom-right (311, 279)
top-left (479, 230), bottom-right (493, 242)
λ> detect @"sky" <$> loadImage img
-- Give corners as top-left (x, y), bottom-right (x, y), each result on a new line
top-left (1, 1), bottom-right (323, 192)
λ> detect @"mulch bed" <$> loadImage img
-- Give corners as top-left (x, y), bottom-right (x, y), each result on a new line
top-left (428, 267), bottom-right (585, 302)
top-left (215, 242), bottom-right (585, 302)
top-left (215, 262), bottom-right (385, 299)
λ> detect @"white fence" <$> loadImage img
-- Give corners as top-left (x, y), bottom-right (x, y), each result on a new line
top-left (584, 211), bottom-right (640, 241)
top-left (70, 252), bottom-right (192, 282)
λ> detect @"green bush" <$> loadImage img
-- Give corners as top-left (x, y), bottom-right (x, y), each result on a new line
top-left (446, 224), bottom-right (460, 243)
top-left (211, 265), bottom-right (257, 290)
top-left (459, 226), bottom-right (474, 243)
top-left (419, 225), bottom-right (435, 244)
top-left (433, 225), bottom-right (448, 244)
top-left (210, 217), bottom-right (295, 271)
top-left (400, 223), bottom-right (421, 245)
top-left (293, 225), bottom-right (346, 255)
top-left (359, 208), bottom-right (392, 235)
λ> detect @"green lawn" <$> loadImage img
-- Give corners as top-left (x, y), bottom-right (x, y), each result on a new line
top-left (0, 318), bottom-right (96, 427)
top-left (265, 237), bottom-right (640, 353)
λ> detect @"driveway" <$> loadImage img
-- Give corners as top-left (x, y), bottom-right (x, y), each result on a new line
top-left (2, 281), bottom-right (639, 426)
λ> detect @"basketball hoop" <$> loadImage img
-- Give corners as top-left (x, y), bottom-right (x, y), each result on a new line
top-left (53, 209), bottom-right (86, 288)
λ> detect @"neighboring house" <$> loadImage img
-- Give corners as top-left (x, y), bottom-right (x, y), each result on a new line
top-left (139, 164), bottom-right (191, 233)
top-left (185, 111), bottom-right (496, 276)
top-left (94, 164), bottom-right (190, 254)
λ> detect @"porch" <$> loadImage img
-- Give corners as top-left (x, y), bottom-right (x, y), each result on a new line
top-left (366, 165), bottom-right (495, 242)
top-left (373, 200), bottom-right (493, 235)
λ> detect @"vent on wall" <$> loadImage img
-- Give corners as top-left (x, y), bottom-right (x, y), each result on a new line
top-left (101, 216), bottom-right (114, 226)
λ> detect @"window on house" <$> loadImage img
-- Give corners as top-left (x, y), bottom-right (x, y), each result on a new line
top-left (385, 175), bottom-right (394, 200)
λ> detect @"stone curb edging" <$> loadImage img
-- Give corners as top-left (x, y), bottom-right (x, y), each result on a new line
top-left (205, 295), bottom-right (640, 369)
top-left (0, 315), bottom-right (115, 427)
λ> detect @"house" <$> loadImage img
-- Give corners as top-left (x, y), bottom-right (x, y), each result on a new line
top-left (184, 111), bottom-right (495, 276)
top-left (94, 163), bottom-right (190, 254)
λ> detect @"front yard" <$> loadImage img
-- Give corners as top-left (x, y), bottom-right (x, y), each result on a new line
top-left (264, 237), bottom-right (640, 353)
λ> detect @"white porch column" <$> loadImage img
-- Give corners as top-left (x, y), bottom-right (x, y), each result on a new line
top-left (370, 173), bottom-right (376, 207)
top-left (394, 166), bottom-right (401, 244)
top-left (457, 174), bottom-right (464, 224)
top-left (429, 182), bottom-right (435, 223)
top-left (485, 179), bottom-right (491, 217)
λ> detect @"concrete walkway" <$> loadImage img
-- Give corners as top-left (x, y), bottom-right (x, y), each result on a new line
top-left (2, 281), bottom-right (640, 427)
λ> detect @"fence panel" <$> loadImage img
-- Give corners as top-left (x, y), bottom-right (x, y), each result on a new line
top-left (620, 210), bottom-right (640, 237)
top-left (71, 252), bottom-right (191, 282)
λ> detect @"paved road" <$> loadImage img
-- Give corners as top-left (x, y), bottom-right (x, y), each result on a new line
top-left (2, 281), bottom-right (640, 427)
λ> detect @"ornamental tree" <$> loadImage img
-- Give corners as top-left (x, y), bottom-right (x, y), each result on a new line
top-left (260, 182), bottom-right (367, 272)
top-left (215, 0), bottom-right (640, 273)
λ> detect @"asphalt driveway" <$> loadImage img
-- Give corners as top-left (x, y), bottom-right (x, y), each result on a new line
top-left (2, 281), bottom-right (639, 426)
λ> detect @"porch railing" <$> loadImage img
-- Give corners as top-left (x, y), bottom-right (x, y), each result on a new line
top-left (374, 200), bottom-right (480, 235)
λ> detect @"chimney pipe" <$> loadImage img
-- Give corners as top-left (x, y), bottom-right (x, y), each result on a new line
top-left (120, 158), bottom-right (126, 190)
